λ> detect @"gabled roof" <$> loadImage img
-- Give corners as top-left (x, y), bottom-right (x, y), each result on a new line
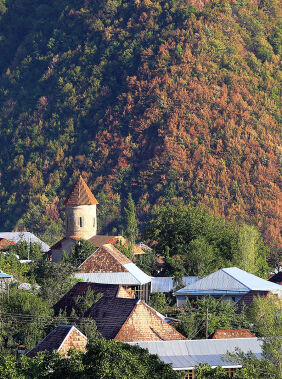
top-left (77, 244), bottom-right (151, 285)
top-left (26, 325), bottom-right (87, 357)
top-left (83, 297), bottom-right (139, 340)
top-left (64, 175), bottom-right (98, 206)
top-left (129, 338), bottom-right (263, 370)
top-left (83, 297), bottom-right (186, 342)
top-left (0, 232), bottom-right (50, 252)
top-left (54, 282), bottom-right (132, 316)
top-left (176, 267), bottom-right (282, 296)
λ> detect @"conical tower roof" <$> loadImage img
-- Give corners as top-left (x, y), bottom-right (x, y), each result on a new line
top-left (64, 176), bottom-right (98, 206)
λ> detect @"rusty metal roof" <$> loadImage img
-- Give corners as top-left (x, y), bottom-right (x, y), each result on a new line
top-left (64, 175), bottom-right (98, 206)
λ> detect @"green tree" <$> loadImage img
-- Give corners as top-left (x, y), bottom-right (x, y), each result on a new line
top-left (233, 224), bottom-right (269, 277)
top-left (194, 363), bottom-right (229, 378)
top-left (69, 239), bottom-right (94, 268)
top-left (124, 193), bottom-right (138, 260)
top-left (0, 338), bottom-right (179, 378)
top-left (176, 297), bottom-right (249, 339)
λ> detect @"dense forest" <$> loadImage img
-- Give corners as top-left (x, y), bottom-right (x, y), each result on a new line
top-left (0, 0), bottom-right (280, 254)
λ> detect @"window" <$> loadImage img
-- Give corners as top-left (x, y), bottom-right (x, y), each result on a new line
top-left (226, 368), bottom-right (236, 377)
top-left (184, 370), bottom-right (195, 379)
top-left (79, 217), bottom-right (83, 227)
top-left (93, 217), bottom-right (96, 227)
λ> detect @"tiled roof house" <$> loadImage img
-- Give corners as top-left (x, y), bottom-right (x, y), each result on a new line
top-left (26, 325), bottom-right (87, 357)
top-left (75, 244), bottom-right (151, 301)
top-left (83, 297), bottom-right (186, 342)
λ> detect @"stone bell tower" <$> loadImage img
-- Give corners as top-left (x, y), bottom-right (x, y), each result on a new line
top-left (64, 175), bottom-right (98, 240)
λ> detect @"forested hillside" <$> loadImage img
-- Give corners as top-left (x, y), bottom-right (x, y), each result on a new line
top-left (0, 0), bottom-right (280, 251)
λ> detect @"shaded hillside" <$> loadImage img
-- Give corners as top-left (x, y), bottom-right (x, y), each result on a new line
top-left (0, 0), bottom-right (280, 251)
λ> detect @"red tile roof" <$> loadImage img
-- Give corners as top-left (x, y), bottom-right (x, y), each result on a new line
top-left (0, 238), bottom-right (15, 250)
top-left (64, 175), bottom-right (98, 206)
top-left (211, 329), bottom-right (255, 339)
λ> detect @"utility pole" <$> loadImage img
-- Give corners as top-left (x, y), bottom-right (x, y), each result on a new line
top-left (205, 307), bottom-right (209, 339)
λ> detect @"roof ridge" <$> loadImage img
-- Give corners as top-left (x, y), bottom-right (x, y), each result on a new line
top-left (103, 244), bottom-right (130, 270)
top-left (222, 268), bottom-right (251, 291)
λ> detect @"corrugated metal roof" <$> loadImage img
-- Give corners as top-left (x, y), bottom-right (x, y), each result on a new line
top-left (129, 338), bottom-right (263, 370)
top-left (124, 262), bottom-right (151, 285)
top-left (176, 267), bottom-right (282, 296)
top-left (151, 276), bottom-right (200, 293)
top-left (0, 232), bottom-right (50, 252)
top-left (75, 272), bottom-right (149, 285)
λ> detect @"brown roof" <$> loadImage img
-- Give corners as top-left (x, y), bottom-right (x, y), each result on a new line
top-left (53, 282), bottom-right (132, 316)
top-left (64, 175), bottom-right (98, 206)
top-left (83, 298), bottom-right (186, 342)
top-left (26, 325), bottom-right (87, 357)
top-left (236, 290), bottom-right (269, 313)
top-left (78, 244), bottom-right (131, 273)
top-left (0, 238), bottom-right (15, 250)
top-left (87, 235), bottom-right (120, 247)
top-left (211, 329), bottom-right (255, 339)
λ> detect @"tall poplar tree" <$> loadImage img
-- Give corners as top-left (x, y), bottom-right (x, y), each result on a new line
top-left (124, 193), bottom-right (138, 260)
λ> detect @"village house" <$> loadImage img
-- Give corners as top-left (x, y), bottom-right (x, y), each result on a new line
top-left (54, 281), bottom-right (185, 342)
top-left (0, 232), bottom-right (50, 253)
top-left (82, 296), bottom-right (186, 342)
top-left (175, 267), bottom-right (282, 308)
top-left (26, 325), bottom-right (87, 358)
top-left (75, 243), bottom-right (151, 302)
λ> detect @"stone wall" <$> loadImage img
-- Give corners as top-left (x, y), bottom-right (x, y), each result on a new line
top-left (66, 204), bottom-right (97, 239)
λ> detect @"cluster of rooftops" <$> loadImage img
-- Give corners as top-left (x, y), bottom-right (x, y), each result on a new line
top-left (1, 175), bottom-right (281, 374)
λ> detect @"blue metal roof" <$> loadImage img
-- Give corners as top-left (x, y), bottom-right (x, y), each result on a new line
top-left (151, 276), bottom-right (200, 293)
top-left (176, 267), bottom-right (282, 296)
top-left (129, 338), bottom-right (263, 370)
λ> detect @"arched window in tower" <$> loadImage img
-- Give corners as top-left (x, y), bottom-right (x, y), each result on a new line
top-left (80, 217), bottom-right (83, 227)
top-left (93, 218), bottom-right (96, 228)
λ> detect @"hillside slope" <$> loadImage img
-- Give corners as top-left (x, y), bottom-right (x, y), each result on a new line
top-left (0, 0), bottom-right (280, 250)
